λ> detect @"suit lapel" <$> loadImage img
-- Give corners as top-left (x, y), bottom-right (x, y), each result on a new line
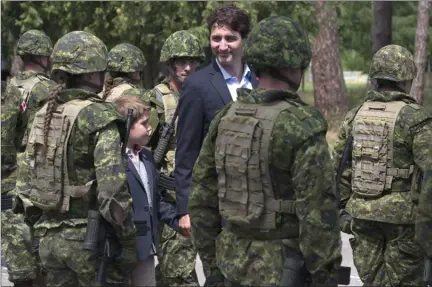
top-left (250, 70), bottom-right (259, 88)
top-left (140, 151), bottom-right (155, 197)
top-left (209, 60), bottom-right (232, 105)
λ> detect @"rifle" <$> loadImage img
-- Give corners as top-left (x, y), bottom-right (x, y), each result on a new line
top-left (82, 109), bottom-right (134, 286)
top-left (335, 134), bottom-right (353, 202)
top-left (153, 105), bottom-right (179, 190)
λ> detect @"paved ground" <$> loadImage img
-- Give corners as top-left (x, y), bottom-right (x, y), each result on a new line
top-left (1, 233), bottom-right (361, 286)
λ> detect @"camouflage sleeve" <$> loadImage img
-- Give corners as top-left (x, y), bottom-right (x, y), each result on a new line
top-left (332, 107), bottom-right (359, 208)
top-left (412, 116), bottom-right (432, 257)
top-left (189, 104), bottom-right (231, 278)
top-left (94, 122), bottom-right (135, 240)
top-left (281, 110), bottom-right (342, 284)
top-left (1, 84), bottom-right (22, 188)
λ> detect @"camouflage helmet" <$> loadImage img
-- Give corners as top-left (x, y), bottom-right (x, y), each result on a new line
top-left (16, 30), bottom-right (52, 57)
top-left (51, 31), bottom-right (108, 75)
top-left (369, 44), bottom-right (417, 82)
top-left (244, 16), bottom-right (311, 70)
top-left (107, 43), bottom-right (146, 73)
top-left (160, 30), bottom-right (205, 63)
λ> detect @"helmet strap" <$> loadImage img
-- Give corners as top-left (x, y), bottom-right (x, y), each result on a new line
top-left (269, 68), bottom-right (302, 92)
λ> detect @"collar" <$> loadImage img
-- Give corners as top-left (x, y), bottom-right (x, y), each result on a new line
top-left (216, 59), bottom-right (251, 82)
top-left (56, 88), bottom-right (102, 104)
top-left (126, 145), bottom-right (143, 158)
top-left (17, 70), bottom-right (49, 80)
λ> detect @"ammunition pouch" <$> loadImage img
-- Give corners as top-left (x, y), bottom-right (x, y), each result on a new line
top-left (1, 194), bottom-right (13, 211)
top-left (158, 171), bottom-right (176, 191)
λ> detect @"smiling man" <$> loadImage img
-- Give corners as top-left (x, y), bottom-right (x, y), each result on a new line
top-left (174, 5), bottom-right (259, 238)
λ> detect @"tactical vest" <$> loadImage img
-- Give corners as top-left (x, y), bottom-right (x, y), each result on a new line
top-left (25, 99), bottom-right (96, 212)
top-left (10, 75), bottom-right (48, 148)
top-left (104, 82), bottom-right (134, 102)
top-left (155, 84), bottom-right (178, 169)
top-left (214, 100), bottom-right (297, 231)
top-left (352, 101), bottom-right (417, 198)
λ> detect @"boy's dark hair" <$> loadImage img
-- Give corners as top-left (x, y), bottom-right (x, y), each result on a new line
top-left (207, 4), bottom-right (250, 39)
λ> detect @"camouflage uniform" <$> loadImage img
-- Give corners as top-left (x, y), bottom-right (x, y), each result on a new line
top-left (102, 43), bottom-right (147, 102)
top-left (1, 29), bottom-right (55, 286)
top-left (14, 31), bottom-right (137, 287)
top-left (141, 30), bottom-right (205, 287)
top-left (189, 16), bottom-right (342, 286)
top-left (335, 45), bottom-right (430, 286)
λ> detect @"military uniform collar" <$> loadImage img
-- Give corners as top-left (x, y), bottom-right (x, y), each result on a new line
top-left (56, 89), bottom-right (102, 104)
top-left (365, 90), bottom-right (418, 104)
top-left (237, 88), bottom-right (301, 104)
top-left (113, 77), bottom-right (136, 88)
top-left (17, 70), bottom-right (49, 80)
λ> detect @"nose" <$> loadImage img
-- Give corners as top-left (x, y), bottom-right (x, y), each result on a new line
top-left (183, 64), bottom-right (191, 72)
top-left (219, 39), bottom-right (228, 51)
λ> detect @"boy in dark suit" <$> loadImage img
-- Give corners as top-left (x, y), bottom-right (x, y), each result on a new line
top-left (113, 96), bottom-right (179, 286)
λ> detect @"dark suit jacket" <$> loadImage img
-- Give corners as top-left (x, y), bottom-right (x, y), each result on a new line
top-left (126, 148), bottom-right (178, 261)
top-left (174, 60), bottom-right (259, 215)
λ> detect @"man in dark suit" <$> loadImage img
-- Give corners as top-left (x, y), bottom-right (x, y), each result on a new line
top-left (114, 96), bottom-right (179, 286)
top-left (175, 5), bottom-right (259, 236)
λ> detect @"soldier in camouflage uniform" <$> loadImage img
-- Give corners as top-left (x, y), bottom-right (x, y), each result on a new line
top-left (142, 30), bottom-right (205, 287)
top-left (335, 44), bottom-right (430, 286)
top-left (13, 31), bottom-right (137, 287)
top-left (101, 43), bottom-right (147, 101)
top-left (2, 29), bottom-right (56, 287)
top-left (189, 16), bottom-right (342, 286)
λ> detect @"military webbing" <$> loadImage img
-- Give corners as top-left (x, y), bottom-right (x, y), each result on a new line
top-left (26, 99), bottom-right (96, 212)
top-left (352, 101), bottom-right (415, 198)
top-left (10, 75), bottom-right (48, 148)
top-left (9, 75), bottom-right (46, 104)
top-left (215, 100), bottom-right (298, 231)
top-left (155, 83), bottom-right (178, 154)
top-left (104, 82), bottom-right (134, 102)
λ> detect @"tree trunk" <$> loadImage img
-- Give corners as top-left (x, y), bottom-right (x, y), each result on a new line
top-left (410, 0), bottom-right (431, 105)
top-left (311, 0), bottom-right (348, 118)
top-left (372, 1), bottom-right (393, 56)
top-left (370, 1), bottom-right (392, 90)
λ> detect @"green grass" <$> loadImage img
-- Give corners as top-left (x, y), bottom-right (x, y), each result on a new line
top-left (297, 81), bottom-right (432, 150)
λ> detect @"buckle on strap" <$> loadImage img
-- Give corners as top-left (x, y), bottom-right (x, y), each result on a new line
top-left (387, 166), bottom-right (414, 179)
top-left (266, 198), bottom-right (296, 214)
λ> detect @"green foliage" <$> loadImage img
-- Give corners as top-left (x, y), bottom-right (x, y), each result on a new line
top-left (1, 1), bottom-right (429, 84)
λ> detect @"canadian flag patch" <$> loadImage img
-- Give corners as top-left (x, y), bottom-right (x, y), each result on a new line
top-left (20, 101), bottom-right (27, 113)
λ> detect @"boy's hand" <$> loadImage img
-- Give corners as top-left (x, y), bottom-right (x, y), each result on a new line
top-left (179, 214), bottom-right (192, 237)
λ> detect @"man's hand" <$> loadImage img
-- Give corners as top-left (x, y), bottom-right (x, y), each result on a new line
top-left (179, 214), bottom-right (192, 237)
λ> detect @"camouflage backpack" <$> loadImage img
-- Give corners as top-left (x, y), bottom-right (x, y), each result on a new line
top-left (214, 100), bottom-right (297, 230)
top-left (25, 99), bottom-right (96, 212)
top-left (9, 75), bottom-right (51, 148)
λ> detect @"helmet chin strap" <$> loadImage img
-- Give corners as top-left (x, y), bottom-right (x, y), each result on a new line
top-left (269, 68), bottom-right (301, 91)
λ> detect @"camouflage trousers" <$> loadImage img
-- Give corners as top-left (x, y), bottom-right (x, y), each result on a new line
top-left (1, 207), bottom-right (42, 284)
top-left (156, 223), bottom-right (198, 286)
top-left (37, 226), bottom-right (131, 287)
top-left (350, 218), bottom-right (423, 287)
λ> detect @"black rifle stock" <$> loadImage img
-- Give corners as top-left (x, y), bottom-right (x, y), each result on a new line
top-left (153, 105), bottom-right (179, 190)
